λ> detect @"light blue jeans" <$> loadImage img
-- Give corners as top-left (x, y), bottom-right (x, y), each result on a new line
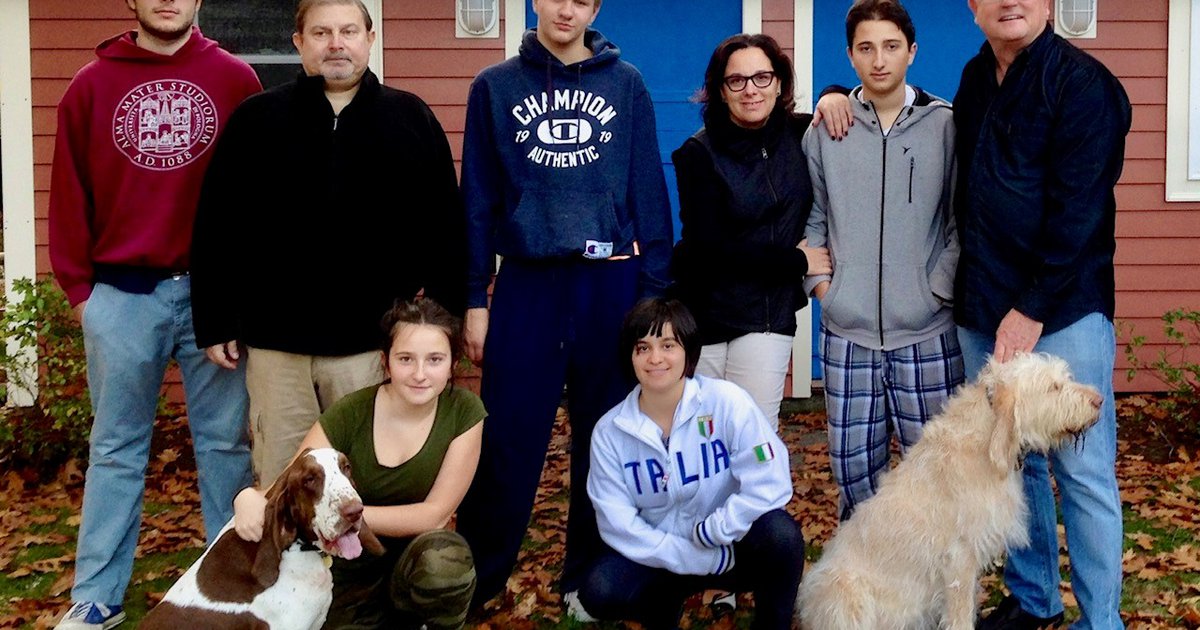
top-left (73, 278), bottom-right (252, 606)
top-left (959, 313), bottom-right (1124, 630)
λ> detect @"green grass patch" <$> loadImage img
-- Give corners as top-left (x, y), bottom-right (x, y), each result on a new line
top-left (1123, 509), bottom-right (1194, 554)
top-left (118, 548), bottom-right (205, 625)
top-left (143, 501), bottom-right (175, 516)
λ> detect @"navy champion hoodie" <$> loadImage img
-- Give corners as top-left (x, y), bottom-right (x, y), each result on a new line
top-left (461, 29), bottom-right (673, 307)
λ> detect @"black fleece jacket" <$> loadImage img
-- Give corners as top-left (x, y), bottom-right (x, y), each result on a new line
top-left (191, 70), bottom-right (466, 356)
top-left (670, 109), bottom-right (814, 345)
top-left (953, 27), bottom-right (1131, 335)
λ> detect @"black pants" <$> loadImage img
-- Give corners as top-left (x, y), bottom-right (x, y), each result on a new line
top-left (457, 259), bottom-right (639, 606)
top-left (577, 509), bottom-right (804, 630)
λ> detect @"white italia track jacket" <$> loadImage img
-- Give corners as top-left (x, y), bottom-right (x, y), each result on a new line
top-left (587, 375), bottom-right (793, 576)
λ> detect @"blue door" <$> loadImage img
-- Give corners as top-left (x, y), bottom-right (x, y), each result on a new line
top-left (809, 0), bottom-right (982, 378)
top-left (527, 1), bottom-right (741, 240)
top-left (813, 0), bottom-right (981, 101)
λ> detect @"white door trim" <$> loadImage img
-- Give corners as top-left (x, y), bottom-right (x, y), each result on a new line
top-left (791, 0), bottom-right (815, 398)
top-left (744, 0), bottom-right (764, 34)
top-left (0, 0), bottom-right (37, 405)
top-left (366, 0), bottom-right (383, 78)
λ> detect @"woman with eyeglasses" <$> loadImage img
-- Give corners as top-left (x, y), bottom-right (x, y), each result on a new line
top-left (670, 34), bottom-right (831, 436)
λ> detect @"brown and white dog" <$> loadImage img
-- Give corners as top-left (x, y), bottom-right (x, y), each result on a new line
top-left (142, 448), bottom-right (384, 630)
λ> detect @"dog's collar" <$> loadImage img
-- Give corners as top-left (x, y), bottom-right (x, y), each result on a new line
top-left (293, 540), bottom-right (335, 567)
top-left (295, 540), bottom-right (328, 556)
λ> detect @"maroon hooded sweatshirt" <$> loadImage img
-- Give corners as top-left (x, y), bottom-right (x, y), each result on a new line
top-left (49, 26), bottom-right (261, 306)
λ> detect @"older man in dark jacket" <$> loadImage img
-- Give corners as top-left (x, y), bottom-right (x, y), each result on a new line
top-left (954, 1), bottom-right (1131, 629)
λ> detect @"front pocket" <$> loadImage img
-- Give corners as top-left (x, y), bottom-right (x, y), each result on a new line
top-left (819, 262), bottom-right (875, 333)
top-left (880, 263), bottom-right (940, 332)
top-left (499, 188), bottom-right (622, 259)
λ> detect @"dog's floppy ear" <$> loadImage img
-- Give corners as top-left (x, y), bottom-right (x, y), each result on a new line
top-left (252, 467), bottom-right (300, 587)
top-left (987, 382), bottom-right (1021, 474)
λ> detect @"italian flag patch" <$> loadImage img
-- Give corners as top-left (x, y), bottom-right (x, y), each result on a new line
top-left (697, 415), bottom-right (714, 438)
top-left (753, 442), bottom-right (776, 463)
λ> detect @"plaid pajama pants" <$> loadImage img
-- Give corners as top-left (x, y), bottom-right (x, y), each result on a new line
top-left (821, 326), bottom-right (965, 521)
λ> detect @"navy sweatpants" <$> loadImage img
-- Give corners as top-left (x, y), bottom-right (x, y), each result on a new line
top-left (457, 258), bottom-right (639, 606)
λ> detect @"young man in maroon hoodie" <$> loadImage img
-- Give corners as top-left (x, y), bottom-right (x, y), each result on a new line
top-left (48, 1), bottom-right (261, 628)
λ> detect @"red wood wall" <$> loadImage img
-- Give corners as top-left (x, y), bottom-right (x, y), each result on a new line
top-left (25, 1), bottom-right (1197, 393)
top-left (1078, 1), bottom-right (1200, 391)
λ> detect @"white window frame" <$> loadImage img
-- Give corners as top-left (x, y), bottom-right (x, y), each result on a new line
top-left (1167, 0), bottom-right (1200, 200)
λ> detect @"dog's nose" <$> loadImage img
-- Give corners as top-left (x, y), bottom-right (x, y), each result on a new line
top-left (340, 500), bottom-right (364, 522)
top-left (1088, 391), bottom-right (1102, 409)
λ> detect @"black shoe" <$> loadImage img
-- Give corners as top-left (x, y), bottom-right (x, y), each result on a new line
top-left (977, 595), bottom-right (1065, 630)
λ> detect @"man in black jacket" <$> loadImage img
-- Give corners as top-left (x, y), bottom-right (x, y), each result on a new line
top-left (955, 2), bottom-right (1131, 629)
top-left (191, 0), bottom-right (466, 485)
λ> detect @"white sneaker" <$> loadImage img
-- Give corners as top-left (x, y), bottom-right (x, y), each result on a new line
top-left (564, 590), bottom-right (598, 623)
top-left (710, 590), bottom-right (737, 614)
top-left (55, 601), bottom-right (126, 630)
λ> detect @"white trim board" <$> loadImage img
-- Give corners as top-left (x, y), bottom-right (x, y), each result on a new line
top-left (366, 0), bottom-right (383, 79)
top-left (791, 0), bottom-right (815, 398)
top-left (1167, 0), bottom-right (1200, 201)
top-left (0, 0), bottom-right (37, 405)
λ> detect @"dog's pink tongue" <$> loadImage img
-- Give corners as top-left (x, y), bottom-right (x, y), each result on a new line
top-left (334, 532), bottom-right (363, 559)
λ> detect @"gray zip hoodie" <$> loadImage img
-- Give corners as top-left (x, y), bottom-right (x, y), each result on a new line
top-left (802, 86), bottom-right (958, 351)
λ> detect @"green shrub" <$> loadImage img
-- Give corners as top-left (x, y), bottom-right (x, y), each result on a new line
top-left (1123, 308), bottom-right (1200, 426)
top-left (0, 276), bottom-right (92, 472)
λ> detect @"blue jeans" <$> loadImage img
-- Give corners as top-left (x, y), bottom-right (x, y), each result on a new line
top-left (959, 313), bottom-right (1123, 630)
top-left (73, 278), bottom-right (252, 606)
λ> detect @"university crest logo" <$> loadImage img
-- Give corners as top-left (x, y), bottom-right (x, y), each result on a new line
top-left (112, 79), bottom-right (217, 171)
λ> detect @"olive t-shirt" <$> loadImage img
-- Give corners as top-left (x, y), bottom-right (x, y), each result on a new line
top-left (319, 383), bottom-right (486, 507)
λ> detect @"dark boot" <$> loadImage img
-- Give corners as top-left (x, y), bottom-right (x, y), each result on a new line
top-left (977, 595), bottom-right (1065, 630)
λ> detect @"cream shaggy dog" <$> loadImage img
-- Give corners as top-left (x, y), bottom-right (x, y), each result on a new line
top-left (796, 353), bottom-right (1103, 630)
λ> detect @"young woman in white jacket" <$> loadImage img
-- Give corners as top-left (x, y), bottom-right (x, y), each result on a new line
top-left (574, 298), bottom-right (804, 630)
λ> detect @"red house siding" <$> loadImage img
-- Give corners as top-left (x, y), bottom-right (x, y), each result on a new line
top-left (24, 2), bottom-right (1196, 393)
top-left (1073, 0), bottom-right (1200, 391)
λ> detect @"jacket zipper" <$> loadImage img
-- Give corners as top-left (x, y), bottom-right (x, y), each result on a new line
top-left (763, 145), bottom-right (778, 333)
top-left (870, 104), bottom-right (887, 349)
top-left (908, 157), bottom-right (915, 204)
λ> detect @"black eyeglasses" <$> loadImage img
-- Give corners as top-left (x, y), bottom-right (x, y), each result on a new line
top-left (723, 70), bottom-right (776, 92)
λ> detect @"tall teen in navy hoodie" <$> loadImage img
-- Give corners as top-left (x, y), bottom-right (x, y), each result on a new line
top-left (456, 0), bottom-right (673, 608)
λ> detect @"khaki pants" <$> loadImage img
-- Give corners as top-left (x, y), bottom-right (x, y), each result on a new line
top-left (246, 346), bottom-right (384, 485)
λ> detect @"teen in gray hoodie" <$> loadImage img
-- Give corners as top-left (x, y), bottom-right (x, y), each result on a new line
top-left (803, 0), bottom-right (964, 521)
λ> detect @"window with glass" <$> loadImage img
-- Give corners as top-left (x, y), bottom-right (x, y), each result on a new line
top-left (200, 0), bottom-right (302, 89)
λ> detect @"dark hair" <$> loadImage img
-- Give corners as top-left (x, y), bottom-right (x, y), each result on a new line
top-left (699, 33), bottom-right (797, 127)
top-left (379, 299), bottom-right (463, 374)
top-left (296, 0), bottom-right (373, 33)
top-left (619, 298), bottom-right (700, 383)
top-left (845, 0), bottom-right (916, 47)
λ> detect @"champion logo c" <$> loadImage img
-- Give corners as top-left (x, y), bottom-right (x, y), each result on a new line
top-left (537, 118), bottom-right (593, 145)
